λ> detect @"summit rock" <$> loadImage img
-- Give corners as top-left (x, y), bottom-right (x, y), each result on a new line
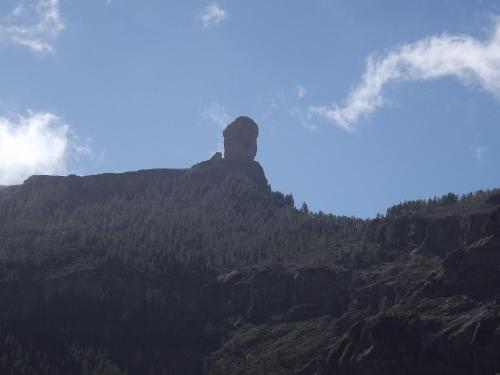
top-left (223, 116), bottom-right (259, 161)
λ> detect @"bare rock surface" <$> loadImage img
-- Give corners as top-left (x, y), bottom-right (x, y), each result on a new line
top-left (223, 116), bottom-right (259, 161)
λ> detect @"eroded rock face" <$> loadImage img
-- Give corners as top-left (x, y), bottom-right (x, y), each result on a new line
top-left (216, 266), bottom-right (350, 322)
top-left (437, 235), bottom-right (500, 298)
top-left (223, 116), bottom-right (259, 161)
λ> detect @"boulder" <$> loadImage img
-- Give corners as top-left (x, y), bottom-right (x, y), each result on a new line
top-left (223, 116), bottom-right (259, 161)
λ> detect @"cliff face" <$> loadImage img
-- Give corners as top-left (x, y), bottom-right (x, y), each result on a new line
top-left (318, 205), bottom-right (500, 375)
top-left (209, 201), bottom-right (500, 375)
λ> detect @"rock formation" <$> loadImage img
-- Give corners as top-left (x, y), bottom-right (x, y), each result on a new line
top-left (223, 116), bottom-right (259, 161)
top-left (209, 152), bottom-right (222, 162)
top-left (190, 117), bottom-right (267, 186)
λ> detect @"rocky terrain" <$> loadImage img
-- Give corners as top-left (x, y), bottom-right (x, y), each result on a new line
top-left (210, 197), bottom-right (500, 375)
top-left (0, 117), bottom-right (499, 374)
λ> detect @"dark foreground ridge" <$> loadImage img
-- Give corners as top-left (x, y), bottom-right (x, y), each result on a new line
top-left (0, 117), bottom-right (500, 374)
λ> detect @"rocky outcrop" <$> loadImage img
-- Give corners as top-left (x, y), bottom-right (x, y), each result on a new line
top-left (322, 305), bottom-right (500, 375)
top-left (362, 205), bottom-right (500, 258)
top-left (223, 116), bottom-right (259, 161)
top-left (190, 117), bottom-right (267, 185)
top-left (217, 266), bottom-right (350, 322)
top-left (435, 235), bottom-right (500, 298)
top-left (190, 157), bottom-right (268, 186)
top-left (208, 197), bottom-right (500, 375)
top-left (209, 152), bottom-right (223, 162)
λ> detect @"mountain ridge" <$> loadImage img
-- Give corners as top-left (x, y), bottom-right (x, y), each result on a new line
top-left (0, 117), bottom-right (499, 374)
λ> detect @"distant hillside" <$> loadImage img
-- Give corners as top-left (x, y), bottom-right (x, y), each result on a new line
top-left (0, 117), bottom-right (499, 375)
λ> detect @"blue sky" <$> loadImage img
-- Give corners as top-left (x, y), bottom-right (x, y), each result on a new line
top-left (0, 0), bottom-right (499, 217)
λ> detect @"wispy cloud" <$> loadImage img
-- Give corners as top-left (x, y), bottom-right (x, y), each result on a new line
top-left (296, 85), bottom-right (306, 99)
top-left (473, 145), bottom-right (487, 161)
top-left (200, 3), bottom-right (226, 29)
top-left (289, 107), bottom-right (318, 132)
top-left (0, 0), bottom-right (64, 55)
top-left (202, 103), bottom-right (231, 154)
top-left (0, 111), bottom-right (89, 185)
top-left (262, 91), bottom-right (319, 132)
top-left (311, 18), bottom-right (500, 132)
top-left (202, 102), bottom-right (231, 129)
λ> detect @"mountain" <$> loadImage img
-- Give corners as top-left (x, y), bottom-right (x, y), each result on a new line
top-left (0, 117), bottom-right (499, 375)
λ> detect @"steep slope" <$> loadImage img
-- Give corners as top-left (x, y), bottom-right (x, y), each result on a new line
top-left (209, 194), bottom-right (500, 375)
top-left (0, 155), bottom-right (364, 374)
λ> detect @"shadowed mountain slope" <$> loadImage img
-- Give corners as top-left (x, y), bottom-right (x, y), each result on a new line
top-left (0, 118), bottom-right (499, 374)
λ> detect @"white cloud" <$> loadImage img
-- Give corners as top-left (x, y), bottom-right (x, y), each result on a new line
top-left (473, 145), bottom-right (487, 161)
top-left (311, 18), bottom-right (500, 132)
top-left (0, 111), bottom-right (86, 185)
top-left (289, 107), bottom-right (318, 132)
top-left (0, 0), bottom-right (64, 55)
top-left (262, 92), bottom-right (319, 132)
top-left (200, 3), bottom-right (226, 29)
top-left (296, 85), bottom-right (306, 99)
top-left (202, 102), bottom-right (231, 129)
